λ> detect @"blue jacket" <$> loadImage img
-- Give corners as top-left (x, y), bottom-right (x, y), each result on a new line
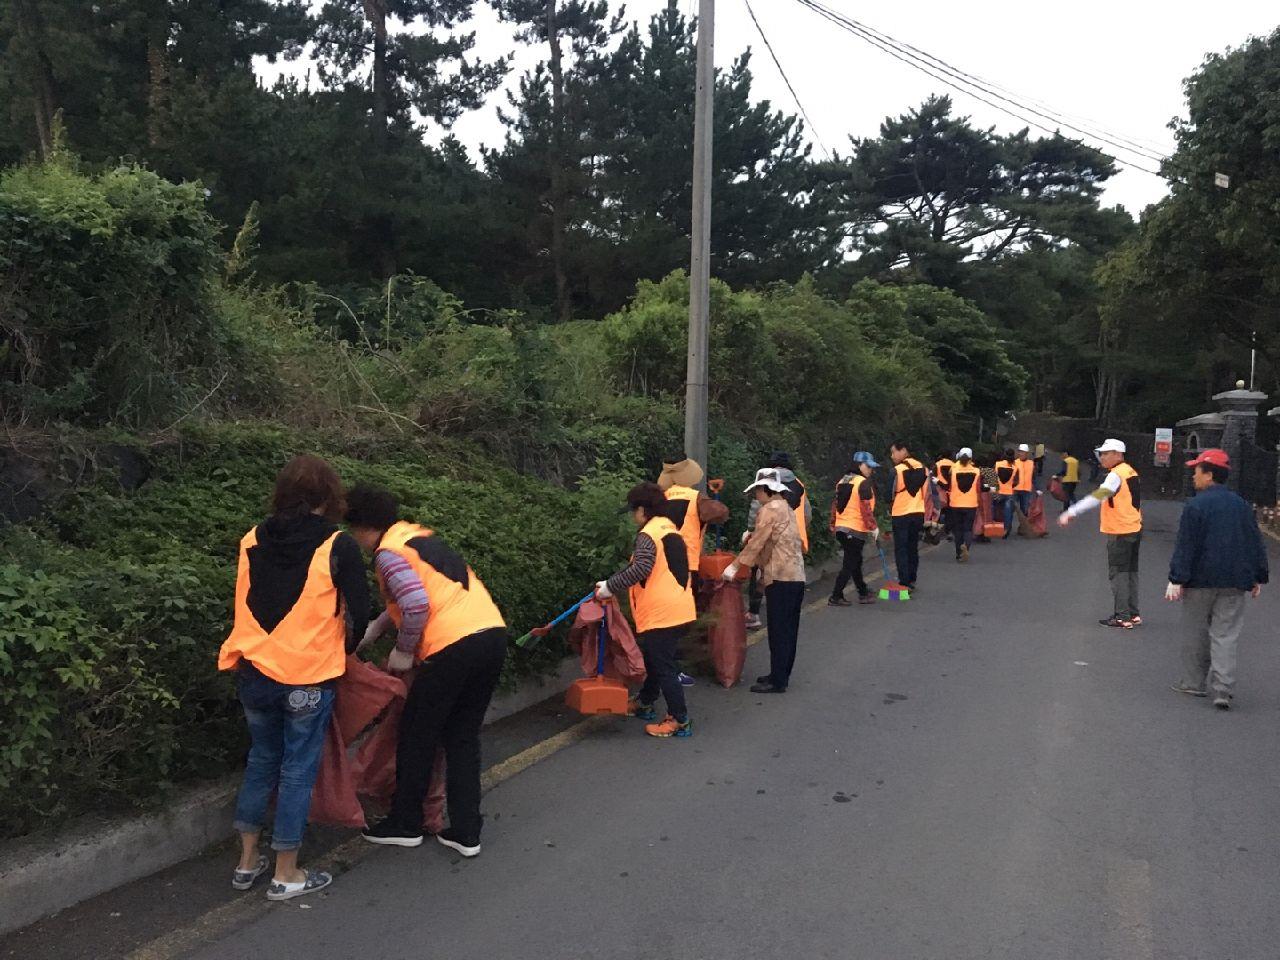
top-left (1168, 484), bottom-right (1270, 590)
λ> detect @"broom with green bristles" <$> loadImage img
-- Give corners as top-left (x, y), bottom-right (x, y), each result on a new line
top-left (876, 543), bottom-right (910, 602)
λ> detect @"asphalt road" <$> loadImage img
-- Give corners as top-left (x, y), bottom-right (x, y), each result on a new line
top-left (10, 496), bottom-right (1280, 960)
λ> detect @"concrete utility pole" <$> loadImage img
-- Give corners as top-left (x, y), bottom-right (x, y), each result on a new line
top-left (684, 0), bottom-right (714, 486)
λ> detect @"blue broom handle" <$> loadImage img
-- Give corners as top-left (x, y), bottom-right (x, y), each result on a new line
top-left (596, 616), bottom-right (608, 678)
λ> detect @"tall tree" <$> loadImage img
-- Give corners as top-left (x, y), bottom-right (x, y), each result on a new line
top-left (313, 0), bottom-right (507, 275)
top-left (490, 0), bottom-right (622, 320)
top-left (824, 96), bottom-right (1120, 288)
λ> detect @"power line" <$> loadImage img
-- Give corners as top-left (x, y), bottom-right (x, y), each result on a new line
top-left (743, 0), bottom-right (832, 160)
top-left (832, 5), bottom-right (1172, 161)
top-left (792, 0), bottom-right (1168, 179)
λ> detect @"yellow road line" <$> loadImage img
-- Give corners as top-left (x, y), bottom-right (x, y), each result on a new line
top-left (126, 716), bottom-right (606, 960)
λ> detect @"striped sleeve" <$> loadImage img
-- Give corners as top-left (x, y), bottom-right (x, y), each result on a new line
top-left (374, 549), bottom-right (431, 653)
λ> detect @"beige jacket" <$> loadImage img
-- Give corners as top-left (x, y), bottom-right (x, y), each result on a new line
top-left (737, 497), bottom-right (805, 587)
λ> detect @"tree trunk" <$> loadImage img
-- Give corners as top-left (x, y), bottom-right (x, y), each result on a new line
top-left (361, 0), bottom-right (395, 277)
top-left (13, 0), bottom-right (58, 157)
top-left (146, 11), bottom-right (170, 148)
top-left (545, 0), bottom-right (571, 322)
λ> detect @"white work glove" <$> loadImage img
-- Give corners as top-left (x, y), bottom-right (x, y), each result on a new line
top-left (595, 580), bottom-right (613, 600)
top-left (721, 562), bottom-right (741, 582)
top-left (1251, 584), bottom-right (1263, 599)
top-left (1164, 582), bottom-right (1184, 602)
top-left (357, 620), bottom-right (384, 652)
top-left (740, 531), bottom-right (751, 545)
top-left (871, 527), bottom-right (881, 543)
top-left (1057, 512), bottom-right (1073, 528)
top-left (387, 647), bottom-right (415, 674)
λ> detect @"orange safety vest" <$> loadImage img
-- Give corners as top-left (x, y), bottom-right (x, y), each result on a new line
top-left (664, 484), bottom-right (704, 573)
top-left (949, 463), bottom-right (981, 509)
top-left (1101, 462), bottom-right (1143, 535)
top-left (892, 458), bottom-right (927, 517)
top-left (1014, 458), bottom-right (1035, 492)
top-left (219, 527), bottom-right (347, 686)
top-left (935, 459), bottom-right (954, 490)
top-left (629, 516), bottom-right (696, 633)
top-left (783, 478), bottom-right (810, 553)
top-left (994, 459), bottom-right (1016, 496)
top-left (376, 521), bottom-right (506, 661)
top-left (833, 474), bottom-right (876, 534)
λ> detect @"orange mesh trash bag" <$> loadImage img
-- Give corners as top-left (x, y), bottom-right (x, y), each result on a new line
top-left (1022, 493), bottom-right (1048, 538)
top-left (705, 580), bottom-right (747, 688)
top-left (350, 688), bottom-right (448, 835)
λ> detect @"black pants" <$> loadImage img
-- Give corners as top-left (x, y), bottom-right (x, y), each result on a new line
top-left (765, 581), bottom-right (805, 689)
top-left (748, 568), bottom-right (764, 616)
top-left (831, 531), bottom-right (869, 599)
top-left (949, 507), bottom-right (975, 556)
top-left (391, 627), bottom-right (508, 839)
top-left (637, 624), bottom-right (689, 720)
top-left (891, 514), bottom-right (924, 586)
top-left (1062, 482), bottom-right (1078, 505)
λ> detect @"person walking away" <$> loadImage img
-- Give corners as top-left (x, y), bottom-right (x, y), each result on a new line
top-left (1166, 449), bottom-right (1268, 710)
top-left (1013, 443), bottom-right (1037, 523)
top-left (934, 452), bottom-right (954, 536)
top-left (597, 483), bottom-right (696, 737)
top-left (949, 448), bottom-right (981, 562)
top-left (1055, 450), bottom-right (1080, 506)
top-left (218, 455), bottom-right (371, 901)
top-left (993, 449), bottom-right (1017, 538)
top-left (724, 469), bottom-right (806, 693)
top-left (829, 452), bottom-right (880, 606)
top-left (1034, 442), bottom-right (1046, 478)
top-left (1058, 439), bottom-right (1144, 629)
top-left (888, 442), bottom-right (928, 592)
top-left (768, 451), bottom-right (812, 554)
top-left (348, 485), bottom-right (508, 854)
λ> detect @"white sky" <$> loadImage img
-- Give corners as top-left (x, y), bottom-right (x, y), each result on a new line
top-left (260, 1), bottom-right (1280, 215)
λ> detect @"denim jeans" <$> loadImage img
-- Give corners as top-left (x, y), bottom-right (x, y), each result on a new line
top-left (1014, 490), bottom-right (1034, 516)
top-left (996, 496), bottom-right (1015, 535)
top-left (233, 663), bottom-right (335, 851)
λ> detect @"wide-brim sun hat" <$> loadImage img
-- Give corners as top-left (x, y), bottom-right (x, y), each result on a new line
top-left (744, 468), bottom-right (789, 494)
top-left (657, 458), bottom-right (704, 490)
top-left (1095, 438), bottom-right (1127, 455)
top-left (956, 447), bottom-right (974, 459)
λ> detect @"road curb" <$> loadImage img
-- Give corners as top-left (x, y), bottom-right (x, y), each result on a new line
top-left (0, 654), bottom-right (585, 938)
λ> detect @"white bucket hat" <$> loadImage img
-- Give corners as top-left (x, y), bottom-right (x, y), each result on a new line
top-left (956, 447), bottom-right (974, 459)
top-left (1017, 443), bottom-right (1031, 453)
top-left (744, 467), bottom-right (789, 494)
top-left (1095, 438), bottom-right (1127, 454)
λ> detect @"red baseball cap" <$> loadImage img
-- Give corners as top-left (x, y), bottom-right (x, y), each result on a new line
top-left (1186, 448), bottom-right (1230, 469)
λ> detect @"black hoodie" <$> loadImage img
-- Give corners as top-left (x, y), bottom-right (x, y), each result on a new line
top-left (245, 512), bottom-right (371, 653)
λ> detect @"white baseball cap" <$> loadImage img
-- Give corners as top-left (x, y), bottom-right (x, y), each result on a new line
top-left (744, 468), bottom-right (789, 494)
top-left (1095, 438), bottom-right (1127, 454)
top-left (1017, 443), bottom-right (1031, 453)
top-left (956, 447), bottom-right (974, 459)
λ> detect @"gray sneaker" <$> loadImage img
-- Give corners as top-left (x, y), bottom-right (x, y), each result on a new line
top-left (1213, 694), bottom-right (1232, 711)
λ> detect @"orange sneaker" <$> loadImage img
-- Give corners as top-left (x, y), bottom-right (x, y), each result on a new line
top-left (644, 715), bottom-right (692, 738)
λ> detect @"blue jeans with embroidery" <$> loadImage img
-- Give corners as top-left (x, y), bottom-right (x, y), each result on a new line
top-left (232, 662), bottom-right (335, 851)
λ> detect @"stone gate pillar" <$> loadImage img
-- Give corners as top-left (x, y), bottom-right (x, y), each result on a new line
top-left (1214, 381), bottom-right (1268, 493)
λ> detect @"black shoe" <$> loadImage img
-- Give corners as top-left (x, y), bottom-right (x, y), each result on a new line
top-left (436, 827), bottom-right (481, 858)
top-left (363, 818), bottom-right (424, 847)
top-left (750, 682), bottom-right (786, 694)
top-left (828, 596), bottom-right (852, 607)
top-left (756, 674), bottom-right (772, 684)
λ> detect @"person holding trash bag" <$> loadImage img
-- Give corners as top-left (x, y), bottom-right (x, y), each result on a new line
top-left (1058, 439), bottom-right (1144, 629)
top-left (346, 484), bottom-right (508, 855)
top-left (724, 469), bottom-right (806, 693)
top-left (829, 452), bottom-right (880, 606)
top-left (597, 482), bottom-right (697, 738)
top-left (949, 448), bottom-right (981, 562)
top-left (218, 455), bottom-right (370, 901)
top-left (1055, 451), bottom-right (1080, 506)
top-left (1013, 444), bottom-right (1037, 519)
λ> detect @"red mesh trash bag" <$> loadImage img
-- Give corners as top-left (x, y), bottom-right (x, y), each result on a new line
top-left (1048, 478), bottom-right (1067, 504)
top-left (705, 580), bottom-right (747, 688)
top-left (568, 599), bottom-right (646, 684)
top-left (1024, 493), bottom-right (1048, 537)
top-left (334, 656), bottom-right (406, 743)
top-left (974, 491), bottom-right (994, 538)
top-left (309, 714), bottom-right (366, 828)
top-left (350, 692), bottom-right (448, 835)
top-left (924, 480), bottom-right (942, 524)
